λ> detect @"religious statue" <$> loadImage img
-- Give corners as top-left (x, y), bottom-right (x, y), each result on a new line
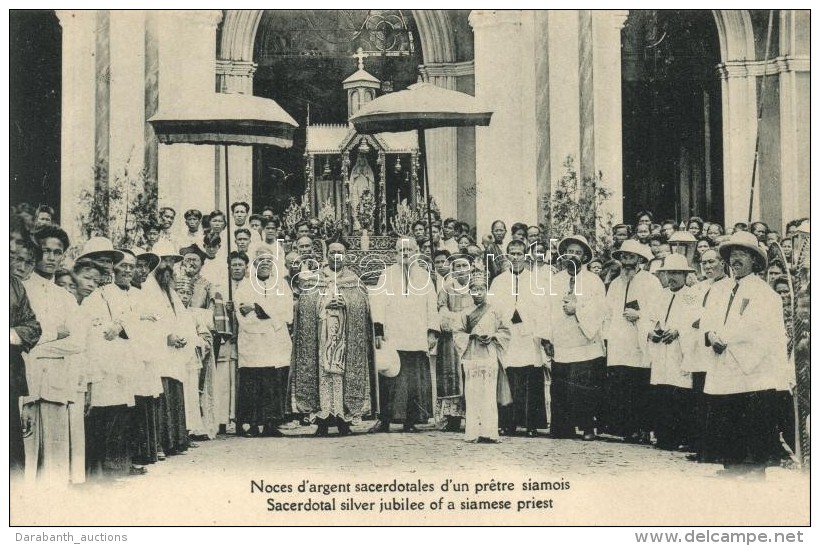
top-left (349, 152), bottom-right (375, 231)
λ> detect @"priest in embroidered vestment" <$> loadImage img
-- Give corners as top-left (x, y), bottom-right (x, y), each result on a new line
top-left (290, 240), bottom-right (377, 436)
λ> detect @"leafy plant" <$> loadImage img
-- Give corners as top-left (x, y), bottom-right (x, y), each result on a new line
top-left (75, 156), bottom-right (159, 252)
top-left (543, 155), bottom-right (614, 259)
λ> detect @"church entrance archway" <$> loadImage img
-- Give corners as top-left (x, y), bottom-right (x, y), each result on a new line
top-left (251, 10), bottom-right (423, 226)
top-left (621, 10), bottom-right (724, 226)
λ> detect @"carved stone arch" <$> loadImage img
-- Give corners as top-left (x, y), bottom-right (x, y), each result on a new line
top-left (218, 9), bottom-right (455, 64)
top-left (711, 9), bottom-right (756, 62)
top-left (410, 9), bottom-right (456, 63)
top-left (711, 9), bottom-right (759, 226)
top-left (216, 9), bottom-right (462, 218)
top-left (218, 9), bottom-right (263, 62)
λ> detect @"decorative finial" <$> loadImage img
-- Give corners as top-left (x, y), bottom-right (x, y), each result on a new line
top-left (353, 47), bottom-right (368, 70)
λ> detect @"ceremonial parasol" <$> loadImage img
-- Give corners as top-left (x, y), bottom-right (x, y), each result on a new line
top-left (349, 82), bottom-right (493, 275)
top-left (149, 92), bottom-right (299, 301)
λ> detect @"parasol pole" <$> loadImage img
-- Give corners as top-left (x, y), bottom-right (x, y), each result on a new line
top-left (418, 128), bottom-right (436, 289)
top-left (747, 9), bottom-right (775, 223)
top-left (224, 144), bottom-right (233, 302)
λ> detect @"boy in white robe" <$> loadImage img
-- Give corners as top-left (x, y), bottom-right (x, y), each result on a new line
top-left (454, 274), bottom-right (511, 443)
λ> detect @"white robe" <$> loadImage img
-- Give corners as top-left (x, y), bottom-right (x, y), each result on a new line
top-left (370, 263), bottom-right (439, 352)
top-left (454, 305), bottom-right (511, 441)
top-left (487, 268), bottom-right (548, 368)
top-left (546, 269), bottom-right (606, 363)
top-left (647, 285), bottom-right (700, 389)
top-left (682, 276), bottom-right (736, 374)
top-left (81, 284), bottom-right (146, 407)
top-left (234, 274), bottom-right (293, 368)
top-left (176, 305), bottom-right (208, 433)
top-left (604, 270), bottom-right (663, 368)
top-left (22, 274), bottom-right (85, 405)
top-left (139, 278), bottom-right (190, 383)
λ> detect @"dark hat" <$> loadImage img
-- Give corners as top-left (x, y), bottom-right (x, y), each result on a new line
top-left (179, 243), bottom-right (208, 263)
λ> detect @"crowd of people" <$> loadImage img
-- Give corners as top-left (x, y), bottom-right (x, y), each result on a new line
top-left (8, 199), bottom-right (809, 489)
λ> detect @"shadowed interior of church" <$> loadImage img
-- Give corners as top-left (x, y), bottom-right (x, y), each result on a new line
top-left (9, 10), bottom-right (62, 213)
top-left (621, 10), bottom-right (723, 224)
top-left (250, 10), bottom-right (423, 222)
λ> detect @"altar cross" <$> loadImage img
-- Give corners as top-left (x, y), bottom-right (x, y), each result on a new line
top-left (353, 47), bottom-right (368, 70)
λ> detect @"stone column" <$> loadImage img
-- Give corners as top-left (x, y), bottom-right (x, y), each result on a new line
top-left (57, 10), bottom-right (98, 244)
top-left (107, 10), bottom-right (147, 243)
top-left (546, 10), bottom-right (581, 219)
top-left (777, 9), bottom-right (810, 230)
top-left (717, 61), bottom-right (759, 227)
top-left (591, 10), bottom-right (628, 226)
top-left (216, 59), bottom-right (257, 211)
top-left (470, 10), bottom-right (539, 236)
top-left (534, 11), bottom-right (550, 232)
top-left (156, 10), bottom-right (223, 216)
top-left (417, 64), bottom-right (459, 220)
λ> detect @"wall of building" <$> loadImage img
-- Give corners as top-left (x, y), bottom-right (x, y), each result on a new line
top-left (50, 10), bottom-right (809, 247)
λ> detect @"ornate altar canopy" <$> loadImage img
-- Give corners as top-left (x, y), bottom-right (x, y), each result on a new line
top-left (304, 49), bottom-right (420, 236)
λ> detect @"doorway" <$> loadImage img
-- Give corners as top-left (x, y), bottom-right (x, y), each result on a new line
top-left (621, 10), bottom-right (723, 225)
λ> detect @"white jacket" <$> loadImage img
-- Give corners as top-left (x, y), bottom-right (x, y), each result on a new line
top-left (702, 274), bottom-right (790, 395)
top-left (22, 274), bottom-right (85, 404)
top-left (647, 285), bottom-right (700, 389)
top-left (487, 268), bottom-right (549, 368)
top-left (682, 276), bottom-right (735, 374)
top-left (604, 270), bottom-right (663, 368)
top-left (546, 269), bottom-right (606, 364)
top-left (234, 274), bottom-right (293, 368)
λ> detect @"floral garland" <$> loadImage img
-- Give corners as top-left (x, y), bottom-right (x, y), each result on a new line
top-left (356, 189), bottom-right (376, 232)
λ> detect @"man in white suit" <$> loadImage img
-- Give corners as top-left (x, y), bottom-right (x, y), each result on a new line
top-left (700, 231), bottom-right (790, 477)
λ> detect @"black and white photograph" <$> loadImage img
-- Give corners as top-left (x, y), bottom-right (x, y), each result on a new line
top-left (6, 6), bottom-right (811, 531)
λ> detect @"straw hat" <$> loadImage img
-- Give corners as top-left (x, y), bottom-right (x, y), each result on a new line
top-left (557, 234), bottom-right (593, 265)
top-left (152, 240), bottom-right (184, 263)
top-left (656, 253), bottom-right (695, 273)
top-left (612, 239), bottom-right (653, 263)
top-left (133, 247), bottom-right (160, 272)
top-left (718, 231), bottom-right (768, 272)
top-left (668, 231), bottom-right (697, 244)
top-left (76, 237), bottom-right (124, 264)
